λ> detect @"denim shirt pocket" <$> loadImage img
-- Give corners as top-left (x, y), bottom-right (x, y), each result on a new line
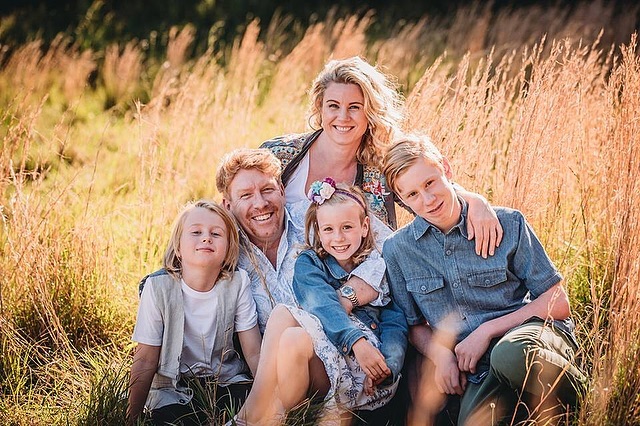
top-left (466, 268), bottom-right (514, 311)
top-left (405, 276), bottom-right (446, 324)
top-left (406, 276), bottom-right (444, 294)
top-left (467, 268), bottom-right (507, 288)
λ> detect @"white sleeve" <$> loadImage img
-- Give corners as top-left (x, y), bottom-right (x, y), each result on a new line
top-left (350, 250), bottom-right (390, 306)
top-left (132, 281), bottom-right (163, 346)
top-left (234, 269), bottom-right (258, 332)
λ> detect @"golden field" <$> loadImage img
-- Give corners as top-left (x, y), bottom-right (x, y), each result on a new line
top-left (1, 2), bottom-right (639, 424)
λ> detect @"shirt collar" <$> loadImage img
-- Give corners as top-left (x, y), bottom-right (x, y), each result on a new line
top-left (284, 206), bottom-right (305, 242)
top-left (410, 196), bottom-right (469, 239)
top-left (323, 255), bottom-right (351, 280)
top-left (241, 205), bottom-right (301, 261)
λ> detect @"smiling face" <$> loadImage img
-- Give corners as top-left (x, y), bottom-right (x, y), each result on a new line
top-left (320, 82), bottom-right (369, 149)
top-left (395, 157), bottom-right (461, 234)
top-left (178, 207), bottom-right (229, 273)
top-left (223, 168), bottom-right (285, 248)
top-left (315, 200), bottom-right (370, 272)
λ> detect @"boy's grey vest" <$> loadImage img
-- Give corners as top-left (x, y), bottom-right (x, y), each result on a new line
top-left (138, 269), bottom-right (251, 409)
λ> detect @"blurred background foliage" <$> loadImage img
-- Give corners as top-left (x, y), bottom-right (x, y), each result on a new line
top-left (2, 0), bottom-right (638, 57)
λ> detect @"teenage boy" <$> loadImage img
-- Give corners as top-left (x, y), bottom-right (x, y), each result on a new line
top-left (382, 135), bottom-right (586, 425)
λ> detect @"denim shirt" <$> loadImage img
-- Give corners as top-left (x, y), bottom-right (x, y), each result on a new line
top-left (383, 200), bottom-right (565, 380)
top-left (239, 207), bottom-right (388, 333)
top-left (293, 249), bottom-right (408, 382)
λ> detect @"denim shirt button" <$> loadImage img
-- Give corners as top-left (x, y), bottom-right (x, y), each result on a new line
top-left (453, 282), bottom-right (458, 288)
top-left (484, 279), bottom-right (491, 284)
top-left (179, 399), bottom-right (186, 403)
top-left (342, 346), bottom-right (348, 353)
top-left (420, 285), bottom-right (427, 291)
top-left (370, 323), bottom-right (377, 330)
top-left (446, 249), bottom-right (452, 256)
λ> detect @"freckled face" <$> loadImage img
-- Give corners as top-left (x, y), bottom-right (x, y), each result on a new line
top-left (320, 83), bottom-right (369, 149)
top-left (316, 201), bottom-right (369, 272)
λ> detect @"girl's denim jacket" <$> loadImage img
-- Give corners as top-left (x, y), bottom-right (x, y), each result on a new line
top-left (293, 249), bottom-right (408, 383)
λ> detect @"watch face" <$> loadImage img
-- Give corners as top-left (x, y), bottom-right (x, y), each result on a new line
top-left (341, 285), bottom-right (355, 297)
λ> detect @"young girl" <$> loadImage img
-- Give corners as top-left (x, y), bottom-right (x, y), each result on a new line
top-left (127, 200), bottom-right (262, 426)
top-left (237, 179), bottom-right (407, 425)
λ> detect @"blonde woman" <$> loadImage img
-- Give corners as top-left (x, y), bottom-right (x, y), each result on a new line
top-left (261, 56), bottom-right (502, 258)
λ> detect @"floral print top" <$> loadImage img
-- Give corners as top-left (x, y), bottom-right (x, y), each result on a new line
top-left (260, 130), bottom-right (398, 229)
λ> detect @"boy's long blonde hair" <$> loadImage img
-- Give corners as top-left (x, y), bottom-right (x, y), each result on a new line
top-left (304, 182), bottom-right (376, 266)
top-left (163, 200), bottom-right (240, 281)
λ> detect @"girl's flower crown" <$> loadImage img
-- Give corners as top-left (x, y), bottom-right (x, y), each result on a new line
top-left (307, 177), bottom-right (366, 211)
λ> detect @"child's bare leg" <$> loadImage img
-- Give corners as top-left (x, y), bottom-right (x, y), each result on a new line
top-left (239, 306), bottom-right (329, 425)
top-left (276, 326), bottom-right (330, 408)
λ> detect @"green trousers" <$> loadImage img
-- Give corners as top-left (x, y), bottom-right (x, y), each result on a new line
top-left (457, 320), bottom-right (587, 426)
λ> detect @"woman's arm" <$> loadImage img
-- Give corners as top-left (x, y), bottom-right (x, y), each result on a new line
top-left (345, 251), bottom-right (389, 309)
top-left (336, 276), bottom-right (381, 315)
top-left (456, 188), bottom-right (503, 258)
top-left (237, 325), bottom-right (262, 377)
top-left (127, 343), bottom-right (160, 425)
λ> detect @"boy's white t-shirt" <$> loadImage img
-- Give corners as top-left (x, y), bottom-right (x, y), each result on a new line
top-left (132, 270), bottom-right (257, 375)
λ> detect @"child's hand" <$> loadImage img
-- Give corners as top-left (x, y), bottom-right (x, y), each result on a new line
top-left (454, 325), bottom-right (492, 374)
top-left (364, 375), bottom-right (375, 396)
top-left (352, 338), bottom-right (391, 384)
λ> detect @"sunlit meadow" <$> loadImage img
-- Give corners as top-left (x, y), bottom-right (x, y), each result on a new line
top-left (1, 1), bottom-right (639, 424)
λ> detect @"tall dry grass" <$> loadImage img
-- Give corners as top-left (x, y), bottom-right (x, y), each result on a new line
top-left (404, 30), bottom-right (640, 424)
top-left (1, 1), bottom-right (639, 424)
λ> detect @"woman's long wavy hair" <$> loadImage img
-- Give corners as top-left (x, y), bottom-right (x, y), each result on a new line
top-left (308, 56), bottom-right (405, 167)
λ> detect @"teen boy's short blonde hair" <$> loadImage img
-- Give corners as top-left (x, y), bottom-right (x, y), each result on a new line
top-left (163, 200), bottom-right (240, 281)
top-left (216, 148), bottom-right (283, 199)
top-left (382, 134), bottom-right (445, 195)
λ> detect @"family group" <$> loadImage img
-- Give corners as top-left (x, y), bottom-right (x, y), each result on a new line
top-left (126, 56), bottom-right (586, 426)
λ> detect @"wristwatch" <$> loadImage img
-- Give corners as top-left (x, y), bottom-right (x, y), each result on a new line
top-left (339, 285), bottom-right (359, 307)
